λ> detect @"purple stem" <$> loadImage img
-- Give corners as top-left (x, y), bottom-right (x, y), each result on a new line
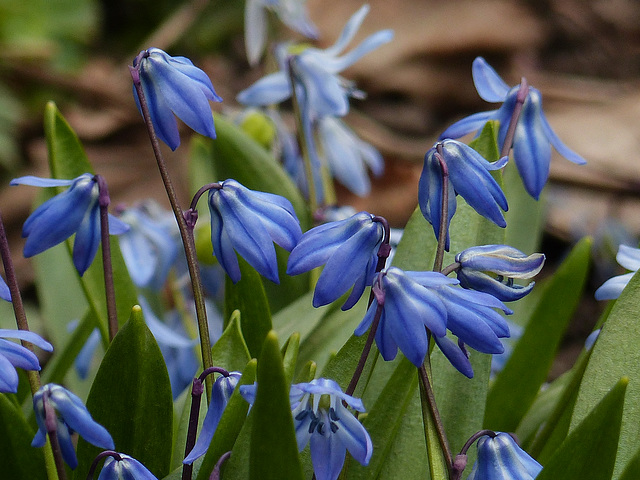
top-left (86, 451), bottom-right (123, 479)
top-left (433, 144), bottom-right (449, 272)
top-left (500, 78), bottom-right (529, 158)
top-left (209, 451), bottom-right (232, 480)
top-left (44, 393), bottom-right (68, 480)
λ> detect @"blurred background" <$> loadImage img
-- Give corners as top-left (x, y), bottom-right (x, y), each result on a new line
top-left (1, 0), bottom-right (639, 375)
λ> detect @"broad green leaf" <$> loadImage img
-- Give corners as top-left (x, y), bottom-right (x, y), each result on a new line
top-left (281, 332), bottom-right (300, 386)
top-left (321, 332), bottom-right (372, 396)
top-left (0, 393), bottom-right (46, 478)
top-left (538, 377), bottom-right (627, 480)
top-left (484, 237), bottom-right (592, 432)
top-left (619, 447), bottom-right (640, 480)
top-left (571, 268), bottom-right (640, 477)
top-left (195, 359), bottom-right (257, 480)
top-left (211, 310), bottom-right (251, 373)
top-left (74, 306), bottom-right (173, 479)
top-left (224, 257), bottom-right (272, 359)
top-left (249, 331), bottom-right (303, 480)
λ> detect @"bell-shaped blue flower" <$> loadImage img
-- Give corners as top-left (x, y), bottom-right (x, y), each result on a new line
top-left (245, 0), bottom-right (318, 66)
top-left (0, 329), bottom-right (53, 393)
top-left (240, 378), bottom-right (372, 480)
top-left (183, 371), bottom-right (242, 464)
top-left (10, 174), bottom-right (129, 276)
top-left (32, 384), bottom-right (114, 469)
top-left (208, 179), bottom-right (302, 284)
top-left (467, 432), bottom-right (542, 480)
top-left (595, 244), bottom-right (640, 300)
top-left (455, 245), bottom-right (545, 301)
top-left (132, 47), bottom-right (222, 150)
top-left (419, 140), bottom-right (508, 250)
top-left (287, 211), bottom-right (384, 310)
top-left (440, 56), bottom-right (586, 199)
top-left (97, 453), bottom-right (158, 480)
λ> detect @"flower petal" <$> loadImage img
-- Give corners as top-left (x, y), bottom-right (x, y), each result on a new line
top-left (472, 57), bottom-right (510, 102)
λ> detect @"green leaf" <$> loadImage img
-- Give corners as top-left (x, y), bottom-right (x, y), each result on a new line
top-left (619, 447), bottom-right (640, 480)
top-left (484, 237), bottom-right (592, 432)
top-left (0, 393), bottom-right (46, 478)
top-left (74, 306), bottom-right (173, 479)
top-left (224, 257), bottom-right (272, 359)
top-left (211, 310), bottom-right (251, 373)
top-left (249, 331), bottom-right (303, 480)
top-left (281, 332), bottom-right (300, 386)
top-left (537, 377), bottom-right (627, 480)
top-left (571, 267), bottom-right (640, 477)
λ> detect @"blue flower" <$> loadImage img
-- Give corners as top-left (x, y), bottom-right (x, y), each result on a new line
top-left (595, 244), bottom-right (640, 300)
top-left (132, 48), bottom-right (222, 150)
top-left (118, 202), bottom-right (179, 290)
top-left (467, 432), bottom-right (542, 480)
top-left (97, 453), bottom-right (158, 480)
top-left (418, 140), bottom-right (508, 251)
top-left (208, 179), bottom-right (302, 284)
top-left (0, 329), bottom-right (53, 393)
top-left (240, 378), bottom-right (372, 480)
top-left (183, 371), bottom-right (242, 464)
top-left (317, 116), bottom-right (384, 197)
top-left (440, 56), bottom-right (586, 199)
top-left (455, 245), bottom-right (545, 302)
top-left (10, 174), bottom-right (129, 276)
top-left (245, 0), bottom-right (318, 66)
top-left (32, 384), bottom-right (114, 469)
top-left (0, 275), bottom-right (10, 302)
top-left (287, 211), bottom-right (384, 309)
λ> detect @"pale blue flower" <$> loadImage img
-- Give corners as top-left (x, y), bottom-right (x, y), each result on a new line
top-left (455, 245), bottom-right (545, 301)
top-left (440, 56), bottom-right (586, 199)
top-left (240, 378), bottom-right (372, 480)
top-left (0, 329), bottom-right (53, 393)
top-left (132, 47), bottom-right (222, 150)
top-left (595, 244), bottom-right (640, 300)
top-left (32, 384), bottom-right (114, 469)
top-left (183, 371), bottom-right (242, 464)
top-left (208, 179), bottom-right (302, 284)
top-left (287, 211), bottom-right (384, 309)
top-left (97, 453), bottom-right (158, 480)
top-left (245, 0), bottom-right (318, 66)
top-left (419, 140), bottom-right (508, 251)
top-left (10, 174), bottom-right (129, 276)
top-left (467, 432), bottom-right (542, 480)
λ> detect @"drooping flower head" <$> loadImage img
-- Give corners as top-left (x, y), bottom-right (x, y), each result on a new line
top-left (418, 140), bottom-right (508, 251)
top-left (440, 56), bottom-right (586, 199)
top-left (132, 48), bottom-right (222, 150)
top-left (455, 245), bottom-right (545, 301)
top-left (32, 384), bottom-right (115, 469)
top-left (10, 174), bottom-right (129, 276)
top-left (240, 378), bottom-right (372, 480)
top-left (287, 211), bottom-right (385, 310)
top-left (207, 179), bottom-right (302, 284)
top-left (595, 244), bottom-right (640, 300)
top-left (183, 371), bottom-right (242, 464)
top-left (0, 329), bottom-right (53, 393)
top-left (97, 453), bottom-right (158, 480)
top-left (467, 432), bottom-right (542, 480)
top-left (245, 0), bottom-right (319, 66)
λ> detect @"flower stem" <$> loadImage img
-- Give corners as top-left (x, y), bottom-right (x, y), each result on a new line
top-left (209, 451), bottom-right (232, 480)
top-left (44, 392), bottom-right (68, 480)
top-left (451, 430), bottom-right (497, 480)
top-left (86, 451), bottom-right (122, 479)
top-left (130, 64), bottom-right (214, 400)
top-left (500, 78), bottom-right (529, 158)
top-left (95, 175), bottom-right (118, 341)
top-left (433, 144), bottom-right (449, 272)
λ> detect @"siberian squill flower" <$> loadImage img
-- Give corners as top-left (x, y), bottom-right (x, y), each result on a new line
top-left (240, 378), bottom-right (372, 480)
top-left (118, 202), bottom-right (178, 290)
top-left (32, 384), bottom-right (114, 469)
top-left (10, 174), bottom-right (129, 276)
top-left (132, 48), bottom-right (222, 150)
top-left (317, 116), bottom-right (384, 197)
top-left (208, 179), bottom-right (302, 283)
top-left (455, 245), bottom-right (545, 302)
top-left (183, 371), bottom-right (242, 464)
top-left (97, 453), bottom-right (158, 480)
top-left (287, 211), bottom-right (384, 309)
top-left (419, 140), bottom-right (508, 251)
top-left (467, 432), bottom-right (542, 480)
top-left (0, 275), bottom-right (9, 302)
top-left (245, 0), bottom-right (318, 66)
top-left (440, 56), bottom-right (586, 199)
top-left (0, 329), bottom-right (53, 393)
top-left (595, 244), bottom-right (640, 300)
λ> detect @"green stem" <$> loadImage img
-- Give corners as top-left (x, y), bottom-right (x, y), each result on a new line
top-left (130, 63), bottom-right (213, 401)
